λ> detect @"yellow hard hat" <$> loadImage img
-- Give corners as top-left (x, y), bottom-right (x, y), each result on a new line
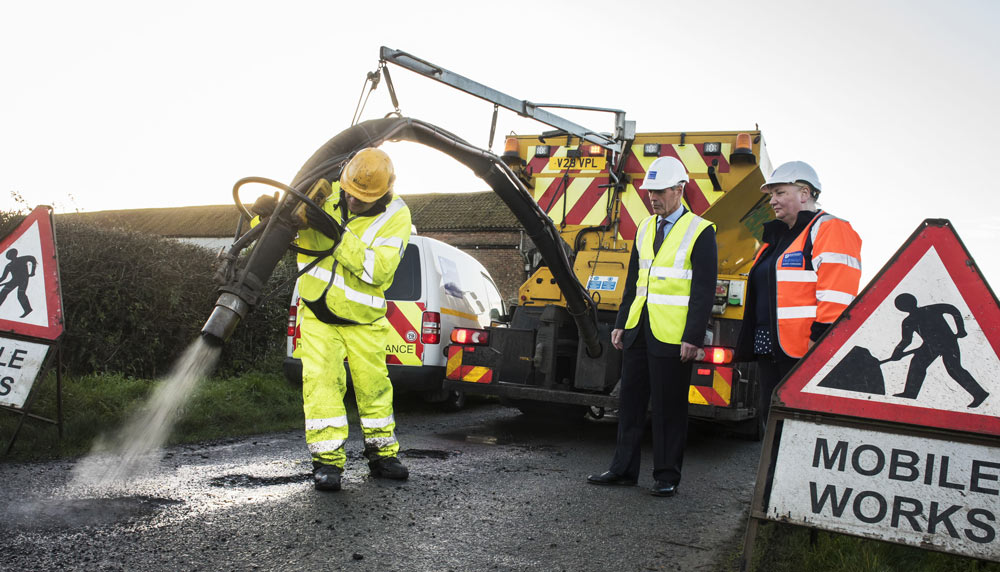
top-left (340, 147), bottom-right (396, 202)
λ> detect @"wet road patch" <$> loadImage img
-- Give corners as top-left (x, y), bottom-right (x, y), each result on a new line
top-left (1, 496), bottom-right (183, 531)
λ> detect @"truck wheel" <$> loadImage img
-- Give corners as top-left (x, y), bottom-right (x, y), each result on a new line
top-left (512, 400), bottom-right (587, 421)
top-left (735, 414), bottom-right (765, 441)
top-left (440, 390), bottom-right (467, 412)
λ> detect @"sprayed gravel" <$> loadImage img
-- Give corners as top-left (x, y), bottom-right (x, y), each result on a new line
top-left (0, 397), bottom-right (761, 571)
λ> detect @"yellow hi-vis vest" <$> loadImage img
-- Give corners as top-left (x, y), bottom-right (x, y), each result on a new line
top-left (296, 184), bottom-right (412, 324)
top-left (624, 211), bottom-right (714, 344)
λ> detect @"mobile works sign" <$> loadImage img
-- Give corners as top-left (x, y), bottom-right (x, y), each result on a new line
top-left (766, 418), bottom-right (999, 561)
top-left (747, 220), bottom-right (1000, 566)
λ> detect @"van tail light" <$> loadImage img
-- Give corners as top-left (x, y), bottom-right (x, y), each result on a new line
top-left (421, 311), bottom-right (441, 344)
top-left (451, 328), bottom-right (489, 345)
top-left (287, 304), bottom-right (298, 337)
top-left (696, 346), bottom-right (734, 364)
top-left (289, 301), bottom-right (302, 350)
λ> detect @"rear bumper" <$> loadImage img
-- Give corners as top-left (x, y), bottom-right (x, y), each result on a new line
top-left (282, 357), bottom-right (445, 393)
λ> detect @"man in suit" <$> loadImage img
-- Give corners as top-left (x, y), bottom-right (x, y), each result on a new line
top-left (587, 156), bottom-right (717, 497)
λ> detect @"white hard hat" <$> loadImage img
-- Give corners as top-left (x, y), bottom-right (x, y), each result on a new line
top-left (640, 156), bottom-right (689, 190)
top-left (762, 161), bottom-right (822, 193)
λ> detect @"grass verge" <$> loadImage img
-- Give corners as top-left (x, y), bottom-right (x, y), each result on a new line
top-left (0, 371), bottom-right (303, 462)
top-left (739, 521), bottom-right (1000, 572)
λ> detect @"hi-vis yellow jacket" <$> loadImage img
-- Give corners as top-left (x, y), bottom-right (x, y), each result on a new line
top-left (296, 183), bottom-right (412, 324)
top-left (624, 212), bottom-right (715, 345)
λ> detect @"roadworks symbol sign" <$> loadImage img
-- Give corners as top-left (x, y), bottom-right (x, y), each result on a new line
top-left (0, 206), bottom-right (63, 341)
top-left (776, 219), bottom-right (1000, 437)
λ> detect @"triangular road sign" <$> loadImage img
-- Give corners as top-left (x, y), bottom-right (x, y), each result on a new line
top-left (0, 206), bottom-right (64, 340)
top-left (775, 219), bottom-right (1000, 437)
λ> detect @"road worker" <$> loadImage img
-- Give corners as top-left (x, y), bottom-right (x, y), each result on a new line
top-left (588, 156), bottom-right (718, 497)
top-left (263, 147), bottom-right (412, 491)
top-left (736, 161), bottom-right (862, 422)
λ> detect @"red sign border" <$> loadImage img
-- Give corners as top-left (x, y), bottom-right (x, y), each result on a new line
top-left (775, 219), bottom-right (1000, 437)
top-left (0, 206), bottom-right (64, 341)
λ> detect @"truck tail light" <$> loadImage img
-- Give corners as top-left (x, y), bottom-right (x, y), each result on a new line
top-left (582, 144), bottom-right (603, 156)
top-left (421, 311), bottom-right (441, 344)
top-left (451, 328), bottom-right (490, 345)
top-left (697, 346), bottom-right (734, 364)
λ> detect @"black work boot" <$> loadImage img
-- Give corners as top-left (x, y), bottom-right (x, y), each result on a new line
top-left (313, 463), bottom-right (343, 491)
top-left (368, 456), bottom-right (409, 480)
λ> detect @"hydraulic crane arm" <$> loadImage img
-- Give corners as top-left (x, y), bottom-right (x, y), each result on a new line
top-left (379, 46), bottom-right (635, 154)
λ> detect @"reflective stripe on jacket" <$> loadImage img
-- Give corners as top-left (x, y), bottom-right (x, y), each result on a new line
top-left (624, 212), bottom-right (715, 345)
top-left (296, 184), bottom-right (411, 324)
top-left (752, 210), bottom-right (862, 358)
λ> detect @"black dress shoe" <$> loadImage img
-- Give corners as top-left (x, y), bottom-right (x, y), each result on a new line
top-left (651, 481), bottom-right (678, 497)
top-left (587, 471), bottom-right (637, 486)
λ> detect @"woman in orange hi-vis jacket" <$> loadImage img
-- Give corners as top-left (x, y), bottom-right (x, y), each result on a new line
top-left (736, 161), bottom-right (862, 422)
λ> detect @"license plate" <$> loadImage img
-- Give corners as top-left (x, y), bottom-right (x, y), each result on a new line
top-left (548, 156), bottom-right (607, 171)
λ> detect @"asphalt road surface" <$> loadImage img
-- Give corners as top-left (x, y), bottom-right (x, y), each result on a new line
top-left (0, 397), bottom-right (762, 571)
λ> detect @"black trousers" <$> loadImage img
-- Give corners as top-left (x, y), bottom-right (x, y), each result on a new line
top-left (755, 354), bottom-right (798, 423)
top-left (609, 329), bottom-right (692, 485)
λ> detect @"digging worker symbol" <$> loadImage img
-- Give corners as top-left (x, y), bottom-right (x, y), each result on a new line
top-left (0, 248), bottom-right (37, 318)
top-left (888, 293), bottom-right (989, 408)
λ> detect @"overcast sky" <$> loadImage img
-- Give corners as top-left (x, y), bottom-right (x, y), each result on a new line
top-left (2, 0), bottom-right (998, 284)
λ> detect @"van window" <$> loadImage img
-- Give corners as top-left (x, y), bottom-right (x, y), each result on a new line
top-left (482, 273), bottom-right (505, 314)
top-left (384, 243), bottom-right (421, 301)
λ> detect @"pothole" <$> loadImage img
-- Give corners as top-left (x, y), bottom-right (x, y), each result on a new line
top-left (401, 448), bottom-right (461, 460)
top-left (208, 473), bottom-right (311, 488)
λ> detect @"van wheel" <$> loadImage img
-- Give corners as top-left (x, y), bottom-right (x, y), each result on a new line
top-left (440, 390), bottom-right (467, 412)
top-left (512, 400), bottom-right (587, 421)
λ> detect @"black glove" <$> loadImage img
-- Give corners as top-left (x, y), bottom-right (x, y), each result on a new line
top-left (251, 193), bottom-right (278, 218)
top-left (305, 205), bottom-right (342, 242)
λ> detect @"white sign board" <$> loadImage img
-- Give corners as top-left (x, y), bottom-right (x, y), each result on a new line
top-left (0, 336), bottom-right (50, 409)
top-left (767, 418), bottom-right (1000, 561)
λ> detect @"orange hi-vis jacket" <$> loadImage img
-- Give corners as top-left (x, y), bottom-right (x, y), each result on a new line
top-left (752, 210), bottom-right (862, 358)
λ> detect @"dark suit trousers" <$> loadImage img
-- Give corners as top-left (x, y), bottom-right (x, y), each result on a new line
top-left (609, 325), bottom-right (692, 485)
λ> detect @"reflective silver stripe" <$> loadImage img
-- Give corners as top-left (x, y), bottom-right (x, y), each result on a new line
top-left (298, 263), bottom-right (386, 309)
top-left (777, 306), bottom-right (816, 319)
top-left (776, 270), bottom-right (818, 283)
top-left (300, 262), bottom-right (334, 284)
top-left (635, 216), bottom-right (654, 251)
top-left (636, 286), bottom-right (648, 297)
top-left (647, 293), bottom-right (690, 307)
top-left (364, 436), bottom-right (398, 449)
top-left (650, 267), bottom-right (693, 280)
top-left (639, 259), bottom-right (653, 270)
top-left (814, 252), bottom-right (861, 270)
top-left (373, 236), bottom-right (403, 251)
top-left (670, 215), bottom-right (705, 269)
top-left (360, 198), bottom-right (406, 244)
top-left (333, 273), bottom-right (386, 309)
top-left (360, 415), bottom-right (395, 429)
top-left (362, 249), bottom-right (376, 282)
top-left (809, 213), bottom-right (835, 245)
top-left (308, 439), bottom-right (346, 454)
top-left (305, 416), bottom-right (349, 431)
top-left (816, 290), bottom-right (855, 305)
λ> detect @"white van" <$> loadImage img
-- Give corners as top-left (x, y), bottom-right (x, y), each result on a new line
top-left (283, 234), bottom-right (506, 408)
